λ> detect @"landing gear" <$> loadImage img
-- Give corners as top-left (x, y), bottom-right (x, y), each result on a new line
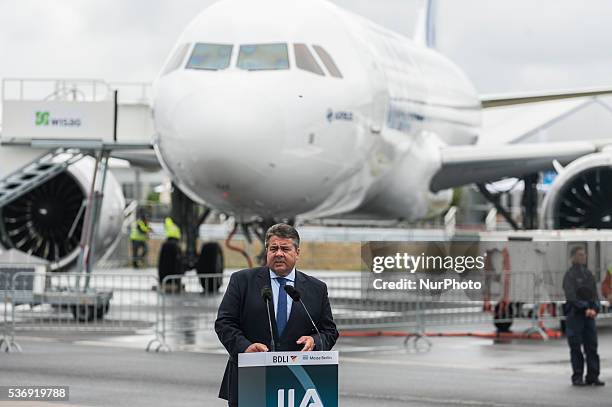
top-left (71, 302), bottom-right (109, 322)
top-left (158, 238), bottom-right (183, 285)
top-left (477, 173), bottom-right (540, 230)
top-left (477, 184), bottom-right (519, 230)
top-left (197, 242), bottom-right (224, 293)
top-left (521, 174), bottom-right (538, 230)
top-left (493, 302), bottom-right (514, 333)
top-left (170, 184), bottom-right (203, 271)
top-left (169, 183), bottom-right (224, 292)
top-left (168, 183), bottom-right (294, 290)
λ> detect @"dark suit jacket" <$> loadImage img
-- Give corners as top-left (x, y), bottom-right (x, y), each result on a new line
top-left (563, 264), bottom-right (601, 315)
top-left (214, 266), bottom-right (339, 405)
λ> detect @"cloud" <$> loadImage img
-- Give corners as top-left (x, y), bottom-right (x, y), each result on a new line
top-left (436, 0), bottom-right (612, 93)
top-left (0, 0), bottom-right (610, 95)
top-left (0, 0), bottom-right (214, 81)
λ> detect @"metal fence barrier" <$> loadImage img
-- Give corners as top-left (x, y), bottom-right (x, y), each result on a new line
top-left (4, 271), bottom-right (158, 352)
top-left (150, 271), bottom-right (574, 353)
top-left (319, 271), bottom-right (607, 351)
top-left (1, 266), bottom-right (43, 352)
top-left (2, 268), bottom-right (611, 354)
top-left (147, 273), bottom-right (224, 352)
top-left (0, 271), bottom-right (14, 352)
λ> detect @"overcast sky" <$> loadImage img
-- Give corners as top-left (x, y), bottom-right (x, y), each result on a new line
top-left (1, 0), bottom-right (612, 95)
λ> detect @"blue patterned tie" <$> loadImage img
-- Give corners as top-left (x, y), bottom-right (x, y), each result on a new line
top-left (276, 277), bottom-right (287, 336)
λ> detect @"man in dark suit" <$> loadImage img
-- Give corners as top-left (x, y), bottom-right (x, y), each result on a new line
top-left (563, 246), bottom-right (604, 387)
top-left (215, 223), bottom-right (339, 406)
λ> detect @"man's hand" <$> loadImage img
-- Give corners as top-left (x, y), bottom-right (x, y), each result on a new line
top-left (586, 309), bottom-right (597, 318)
top-left (297, 336), bottom-right (315, 352)
top-left (245, 343), bottom-right (269, 353)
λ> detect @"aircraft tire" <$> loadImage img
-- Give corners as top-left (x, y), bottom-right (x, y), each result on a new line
top-left (71, 304), bottom-right (105, 322)
top-left (197, 242), bottom-right (224, 294)
top-left (493, 302), bottom-right (514, 333)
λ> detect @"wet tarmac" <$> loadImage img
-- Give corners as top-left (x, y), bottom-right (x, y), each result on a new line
top-left (2, 267), bottom-right (611, 406)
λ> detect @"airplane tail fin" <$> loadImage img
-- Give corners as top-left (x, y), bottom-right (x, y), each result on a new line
top-left (413, 0), bottom-right (437, 48)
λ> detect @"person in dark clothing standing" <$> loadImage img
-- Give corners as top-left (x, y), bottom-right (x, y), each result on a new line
top-left (157, 217), bottom-right (183, 292)
top-left (563, 246), bottom-right (605, 386)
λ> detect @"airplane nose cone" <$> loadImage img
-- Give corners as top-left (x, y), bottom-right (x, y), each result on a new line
top-left (175, 85), bottom-right (284, 159)
top-left (156, 78), bottom-right (297, 214)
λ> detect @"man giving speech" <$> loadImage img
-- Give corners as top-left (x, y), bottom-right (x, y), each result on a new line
top-left (215, 223), bottom-right (339, 406)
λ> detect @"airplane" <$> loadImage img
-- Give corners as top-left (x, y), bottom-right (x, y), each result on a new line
top-left (2, 0), bottom-right (612, 273)
top-left (153, 0), bottom-right (612, 237)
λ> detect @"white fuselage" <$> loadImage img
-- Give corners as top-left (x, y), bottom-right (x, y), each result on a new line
top-left (153, 0), bottom-right (481, 222)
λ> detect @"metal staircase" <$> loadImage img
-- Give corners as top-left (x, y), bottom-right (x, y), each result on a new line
top-left (0, 148), bottom-right (85, 209)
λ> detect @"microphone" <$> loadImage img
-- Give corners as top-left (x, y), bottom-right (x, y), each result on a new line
top-left (261, 286), bottom-right (276, 352)
top-left (284, 285), bottom-right (322, 350)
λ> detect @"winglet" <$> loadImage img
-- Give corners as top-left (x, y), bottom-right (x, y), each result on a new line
top-left (413, 0), bottom-right (437, 48)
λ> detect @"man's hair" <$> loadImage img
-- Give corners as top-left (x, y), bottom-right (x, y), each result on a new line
top-left (265, 223), bottom-right (300, 249)
top-left (570, 245), bottom-right (586, 257)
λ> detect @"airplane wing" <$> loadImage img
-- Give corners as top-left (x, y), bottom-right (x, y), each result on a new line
top-left (430, 141), bottom-right (597, 191)
top-left (481, 87), bottom-right (612, 108)
top-left (431, 94), bottom-right (612, 191)
top-left (479, 98), bottom-right (594, 145)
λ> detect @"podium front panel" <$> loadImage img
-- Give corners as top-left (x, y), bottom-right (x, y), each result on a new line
top-left (238, 351), bottom-right (338, 407)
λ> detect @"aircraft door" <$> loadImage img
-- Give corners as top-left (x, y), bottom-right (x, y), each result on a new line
top-left (368, 59), bottom-right (388, 135)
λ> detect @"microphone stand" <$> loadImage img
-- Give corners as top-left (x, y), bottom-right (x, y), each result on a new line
top-left (265, 297), bottom-right (276, 352)
top-left (284, 285), bottom-right (322, 351)
top-left (262, 287), bottom-right (276, 352)
top-left (299, 297), bottom-right (322, 351)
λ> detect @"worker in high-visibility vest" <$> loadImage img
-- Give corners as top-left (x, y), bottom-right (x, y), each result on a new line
top-left (164, 216), bottom-right (182, 241)
top-left (158, 216), bottom-right (183, 291)
top-left (130, 213), bottom-right (151, 268)
top-left (602, 264), bottom-right (612, 302)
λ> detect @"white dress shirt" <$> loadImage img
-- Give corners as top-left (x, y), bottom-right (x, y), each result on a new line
top-left (269, 268), bottom-right (295, 321)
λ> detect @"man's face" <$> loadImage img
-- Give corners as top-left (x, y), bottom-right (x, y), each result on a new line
top-left (572, 248), bottom-right (587, 265)
top-left (266, 236), bottom-right (299, 277)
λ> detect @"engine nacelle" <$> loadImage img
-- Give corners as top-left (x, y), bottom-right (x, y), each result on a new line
top-left (0, 156), bottom-right (125, 270)
top-left (542, 152), bottom-right (612, 229)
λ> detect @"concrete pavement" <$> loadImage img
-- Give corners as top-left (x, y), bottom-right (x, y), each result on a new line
top-left (1, 325), bottom-right (610, 406)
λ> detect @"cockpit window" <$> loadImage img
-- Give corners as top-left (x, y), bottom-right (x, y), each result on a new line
top-left (313, 45), bottom-right (343, 78)
top-left (162, 43), bottom-right (190, 75)
top-left (186, 43), bottom-right (232, 70)
top-left (294, 44), bottom-right (324, 76)
top-left (237, 43), bottom-right (289, 71)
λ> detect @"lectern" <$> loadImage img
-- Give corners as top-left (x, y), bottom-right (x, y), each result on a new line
top-left (238, 351), bottom-right (338, 407)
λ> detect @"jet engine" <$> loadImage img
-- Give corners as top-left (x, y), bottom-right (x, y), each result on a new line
top-left (0, 157), bottom-right (125, 270)
top-left (542, 152), bottom-right (612, 229)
